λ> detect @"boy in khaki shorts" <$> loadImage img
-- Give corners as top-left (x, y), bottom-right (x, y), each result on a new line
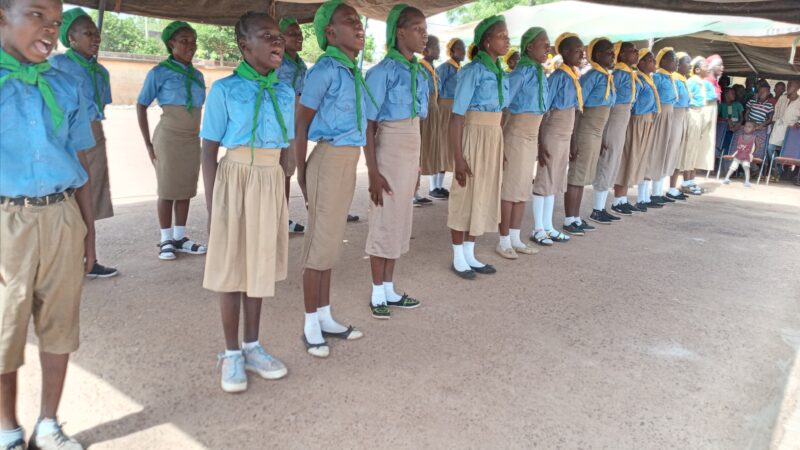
top-left (1, 0), bottom-right (97, 448)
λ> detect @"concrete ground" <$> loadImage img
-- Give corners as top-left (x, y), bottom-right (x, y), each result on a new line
top-left (15, 107), bottom-right (800, 449)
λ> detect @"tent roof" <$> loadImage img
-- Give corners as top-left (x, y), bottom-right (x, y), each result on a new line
top-left (68, 0), bottom-right (472, 26)
top-left (583, 0), bottom-right (800, 24)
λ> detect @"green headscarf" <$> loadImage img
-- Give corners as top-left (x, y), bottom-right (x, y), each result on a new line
top-left (161, 21), bottom-right (194, 54)
top-left (385, 4), bottom-right (409, 50)
top-left (0, 49), bottom-right (64, 130)
top-left (313, 0), bottom-right (345, 50)
top-left (59, 8), bottom-right (91, 49)
top-left (279, 16), bottom-right (298, 33)
top-left (233, 62), bottom-right (288, 165)
top-left (473, 15), bottom-right (505, 50)
top-left (516, 27), bottom-right (546, 110)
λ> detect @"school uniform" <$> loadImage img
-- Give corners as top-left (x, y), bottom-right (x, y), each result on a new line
top-left (365, 57), bottom-right (429, 259)
top-left (419, 59), bottom-right (440, 175)
top-left (137, 60), bottom-right (206, 200)
top-left (666, 73), bottom-right (690, 177)
top-left (679, 75), bottom-right (708, 171)
top-left (435, 59), bottom-right (460, 173)
top-left (695, 79), bottom-right (719, 171)
top-left (568, 68), bottom-right (614, 187)
top-left (501, 62), bottom-right (548, 202)
top-left (447, 59), bottom-right (510, 236)
top-left (199, 70), bottom-right (294, 298)
top-left (593, 65), bottom-right (636, 193)
top-left (50, 51), bottom-right (114, 220)
top-left (299, 56), bottom-right (369, 270)
top-left (646, 69), bottom-right (677, 180)
top-left (0, 56), bottom-right (95, 373)
top-left (276, 52), bottom-right (307, 177)
top-left (533, 67), bottom-right (579, 196)
top-left (615, 74), bottom-right (658, 187)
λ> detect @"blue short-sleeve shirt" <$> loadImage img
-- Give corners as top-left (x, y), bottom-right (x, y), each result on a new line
top-left (1, 66), bottom-right (94, 197)
top-left (49, 52), bottom-right (112, 121)
top-left (275, 53), bottom-right (306, 96)
top-left (653, 71), bottom-right (677, 105)
top-left (687, 76), bottom-right (706, 108)
top-left (506, 65), bottom-right (549, 115)
top-left (547, 69), bottom-right (580, 111)
top-left (365, 58), bottom-right (429, 122)
top-left (580, 69), bottom-right (615, 108)
top-left (436, 62), bottom-right (459, 100)
top-left (137, 61), bottom-right (206, 108)
top-left (703, 79), bottom-right (718, 102)
top-left (631, 77), bottom-right (658, 115)
top-left (674, 77), bottom-right (690, 109)
top-left (199, 73), bottom-right (295, 149)
top-left (613, 69), bottom-right (636, 105)
top-left (451, 61), bottom-right (510, 116)
top-left (299, 57), bottom-right (368, 147)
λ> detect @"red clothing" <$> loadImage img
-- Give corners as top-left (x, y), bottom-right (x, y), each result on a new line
top-left (704, 75), bottom-right (722, 102)
top-left (733, 133), bottom-right (756, 160)
top-left (766, 96), bottom-right (778, 106)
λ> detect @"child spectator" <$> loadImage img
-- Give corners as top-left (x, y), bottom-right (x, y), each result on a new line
top-left (723, 121), bottom-right (758, 187)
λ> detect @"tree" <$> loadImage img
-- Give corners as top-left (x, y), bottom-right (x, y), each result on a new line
top-left (299, 23), bottom-right (323, 63)
top-left (363, 35), bottom-right (375, 63)
top-left (446, 0), bottom-right (560, 24)
top-left (195, 24), bottom-right (238, 65)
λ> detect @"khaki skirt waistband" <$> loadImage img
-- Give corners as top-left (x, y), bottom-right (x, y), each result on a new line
top-left (379, 117), bottom-right (421, 134)
top-left (226, 146), bottom-right (281, 166)
top-left (466, 110), bottom-right (502, 126)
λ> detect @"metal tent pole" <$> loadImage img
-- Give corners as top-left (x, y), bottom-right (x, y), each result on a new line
top-left (97, 0), bottom-right (107, 33)
top-left (359, 17), bottom-right (368, 70)
top-left (732, 42), bottom-right (758, 76)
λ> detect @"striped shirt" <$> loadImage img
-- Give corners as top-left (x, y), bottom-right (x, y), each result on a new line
top-left (746, 98), bottom-right (774, 124)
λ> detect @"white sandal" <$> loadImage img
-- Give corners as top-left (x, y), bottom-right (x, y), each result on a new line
top-left (174, 237), bottom-right (207, 255)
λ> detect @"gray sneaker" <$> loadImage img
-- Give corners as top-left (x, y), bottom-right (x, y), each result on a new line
top-left (28, 423), bottom-right (83, 450)
top-left (217, 351), bottom-right (247, 393)
top-left (243, 344), bottom-right (288, 380)
top-left (3, 439), bottom-right (24, 450)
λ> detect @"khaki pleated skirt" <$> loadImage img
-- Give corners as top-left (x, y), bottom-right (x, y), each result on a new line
top-left (533, 108), bottom-right (576, 196)
top-left (153, 105), bottom-right (202, 200)
top-left (679, 107), bottom-right (705, 171)
top-left (665, 107), bottom-right (688, 176)
top-left (568, 106), bottom-right (611, 186)
top-left (366, 119), bottom-right (421, 259)
top-left (419, 94), bottom-right (441, 175)
top-left (435, 98), bottom-right (456, 173)
top-left (86, 120), bottom-right (114, 220)
top-left (203, 147), bottom-right (288, 298)
top-left (645, 103), bottom-right (674, 179)
top-left (616, 112), bottom-right (655, 187)
top-left (593, 103), bottom-right (632, 191)
top-left (501, 113), bottom-right (543, 202)
top-left (695, 103), bottom-right (717, 171)
top-left (447, 111), bottom-right (503, 236)
top-left (300, 142), bottom-right (360, 270)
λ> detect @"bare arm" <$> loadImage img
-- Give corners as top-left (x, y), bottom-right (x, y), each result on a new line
top-left (364, 120), bottom-right (392, 207)
top-left (201, 139), bottom-right (221, 231)
top-left (294, 104), bottom-right (317, 204)
top-left (569, 110), bottom-right (581, 161)
top-left (75, 151), bottom-right (96, 273)
top-left (136, 104), bottom-right (156, 166)
top-left (450, 113), bottom-right (470, 187)
top-left (538, 112), bottom-right (551, 167)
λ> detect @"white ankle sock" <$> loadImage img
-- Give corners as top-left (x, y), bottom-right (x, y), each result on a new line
top-left (543, 195), bottom-right (555, 231)
top-left (652, 179), bottom-right (664, 197)
top-left (35, 419), bottom-right (59, 438)
top-left (509, 229), bottom-right (524, 247)
top-left (668, 187), bottom-right (680, 196)
top-left (532, 195), bottom-right (545, 232)
top-left (499, 235), bottom-right (512, 250)
top-left (429, 175), bottom-right (438, 191)
top-left (0, 428), bottom-right (23, 446)
top-left (462, 241), bottom-right (484, 267)
top-left (438, 173), bottom-right (446, 188)
top-left (160, 228), bottom-right (172, 242)
top-left (613, 196), bottom-right (627, 206)
top-left (593, 191), bottom-right (605, 210)
top-left (383, 282), bottom-right (402, 302)
top-left (173, 225), bottom-right (186, 240)
top-left (637, 182), bottom-right (648, 203)
top-left (452, 244), bottom-right (470, 272)
top-left (564, 216), bottom-right (576, 226)
top-left (224, 349), bottom-right (241, 357)
top-left (242, 341), bottom-right (259, 350)
top-left (304, 312), bottom-right (324, 344)
top-left (317, 305), bottom-right (347, 333)
top-left (371, 284), bottom-right (386, 306)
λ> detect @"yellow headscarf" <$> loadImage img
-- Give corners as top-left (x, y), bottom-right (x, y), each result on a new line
top-left (655, 47), bottom-right (674, 67)
top-left (587, 37), bottom-right (614, 100)
top-left (554, 32), bottom-right (583, 112)
top-left (637, 48), bottom-right (661, 112)
top-left (420, 59), bottom-right (438, 100)
top-left (613, 41), bottom-right (623, 63)
top-left (446, 38), bottom-right (462, 70)
top-left (672, 51), bottom-right (690, 95)
top-left (654, 47), bottom-right (678, 98)
top-left (503, 47), bottom-right (519, 72)
top-left (613, 41), bottom-right (637, 102)
top-left (467, 43), bottom-right (477, 61)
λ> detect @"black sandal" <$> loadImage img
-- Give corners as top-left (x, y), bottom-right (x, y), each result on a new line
top-left (322, 325), bottom-right (364, 340)
top-left (159, 240), bottom-right (176, 261)
top-left (173, 237), bottom-right (207, 254)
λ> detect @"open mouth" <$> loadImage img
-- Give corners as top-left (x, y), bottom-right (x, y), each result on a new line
top-left (269, 48), bottom-right (282, 63)
top-left (355, 32), bottom-right (365, 42)
top-left (33, 38), bottom-right (53, 56)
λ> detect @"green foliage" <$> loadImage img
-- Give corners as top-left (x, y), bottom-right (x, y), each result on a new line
top-left (363, 34), bottom-right (375, 63)
top-left (195, 24), bottom-right (239, 64)
top-left (446, 0), bottom-right (560, 24)
top-left (299, 23), bottom-right (323, 63)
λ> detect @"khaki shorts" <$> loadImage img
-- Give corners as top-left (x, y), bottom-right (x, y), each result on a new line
top-left (0, 196), bottom-right (87, 374)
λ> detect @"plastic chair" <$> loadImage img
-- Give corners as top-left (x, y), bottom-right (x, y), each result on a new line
top-left (767, 126), bottom-right (800, 185)
top-left (717, 130), bottom-right (768, 184)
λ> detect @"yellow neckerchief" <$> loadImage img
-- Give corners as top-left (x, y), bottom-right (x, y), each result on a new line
top-left (691, 74), bottom-right (708, 100)
top-left (420, 59), bottom-right (438, 100)
top-left (613, 62), bottom-right (637, 101)
top-left (590, 62), bottom-right (614, 100)
top-left (558, 65), bottom-right (583, 112)
top-left (656, 68), bottom-right (678, 98)
top-left (671, 72), bottom-right (691, 102)
top-left (638, 70), bottom-right (661, 113)
top-left (446, 58), bottom-right (460, 71)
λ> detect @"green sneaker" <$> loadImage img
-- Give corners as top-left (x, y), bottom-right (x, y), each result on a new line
top-left (386, 294), bottom-right (421, 309)
top-left (370, 302), bottom-right (391, 319)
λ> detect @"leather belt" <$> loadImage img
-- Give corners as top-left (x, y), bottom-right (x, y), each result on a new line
top-left (0, 188), bottom-right (75, 207)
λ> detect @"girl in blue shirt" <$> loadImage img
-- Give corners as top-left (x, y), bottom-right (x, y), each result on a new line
top-left (200, 12), bottom-right (294, 393)
top-left (51, 8), bottom-right (118, 278)
top-left (420, 35), bottom-right (445, 200)
top-left (678, 56), bottom-right (710, 195)
top-left (666, 52), bottom-right (693, 201)
top-left (364, 4), bottom-right (428, 318)
top-left (646, 47), bottom-right (678, 205)
top-left (531, 32), bottom-right (583, 246)
top-left (433, 38), bottom-right (465, 194)
top-left (497, 27), bottom-right (548, 259)
top-left (447, 15), bottom-right (510, 279)
top-left (136, 22), bottom-right (207, 261)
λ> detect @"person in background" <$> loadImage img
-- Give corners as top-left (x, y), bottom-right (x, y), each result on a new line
top-left (645, 47), bottom-right (678, 206)
top-left (418, 34), bottom-right (441, 203)
top-left (718, 87), bottom-right (744, 159)
top-left (678, 56), bottom-right (708, 196)
top-left (744, 83), bottom-right (775, 172)
top-left (767, 81), bottom-right (785, 107)
top-left (743, 77), bottom-right (756, 104)
top-left (665, 51), bottom-right (691, 201)
top-left (51, 7), bottom-right (118, 278)
top-left (503, 48), bottom-right (519, 72)
top-left (722, 121), bottom-right (757, 187)
top-left (766, 80), bottom-right (800, 180)
top-left (433, 38), bottom-right (465, 198)
top-left (733, 84), bottom-right (746, 106)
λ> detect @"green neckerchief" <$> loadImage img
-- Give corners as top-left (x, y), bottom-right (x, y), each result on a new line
top-left (0, 49), bottom-right (64, 130)
top-left (516, 55), bottom-right (544, 110)
top-left (384, 48), bottom-right (429, 119)
top-left (233, 61), bottom-right (288, 165)
top-left (475, 50), bottom-right (504, 106)
top-left (319, 45), bottom-right (377, 132)
top-left (158, 57), bottom-right (204, 111)
top-left (66, 49), bottom-right (108, 114)
top-left (283, 52), bottom-right (307, 91)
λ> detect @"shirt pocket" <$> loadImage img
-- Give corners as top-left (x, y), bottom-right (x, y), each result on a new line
top-left (331, 91), bottom-right (357, 131)
top-left (387, 88), bottom-right (412, 106)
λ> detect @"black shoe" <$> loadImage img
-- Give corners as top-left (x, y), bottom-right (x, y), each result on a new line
top-left (370, 303), bottom-right (391, 319)
top-left (659, 194), bottom-right (675, 203)
top-left (563, 222), bottom-right (585, 236)
top-left (652, 195), bottom-right (668, 205)
top-left (665, 191), bottom-right (688, 201)
top-left (611, 203), bottom-right (633, 216)
top-left (589, 209), bottom-right (613, 224)
top-left (602, 209), bottom-right (621, 221)
top-left (645, 200), bottom-right (664, 209)
top-left (470, 264), bottom-right (497, 274)
top-left (429, 188), bottom-right (447, 200)
top-left (441, 188), bottom-right (450, 198)
top-left (578, 219), bottom-right (595, 232)
top-left (87, 262), bottom-right (119, 279)
top-left (413, 196), bottom-right (433, 206)
top-left (634, 202), bottom-right (648, 212)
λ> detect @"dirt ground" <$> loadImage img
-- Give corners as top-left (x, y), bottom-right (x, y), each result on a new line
top-left (15, 107), bottom-right (800, 449)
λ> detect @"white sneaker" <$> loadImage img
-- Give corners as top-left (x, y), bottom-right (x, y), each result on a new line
top-left (217, 351), bottom-right (247, 393)
top-left (722, 179), bottom-right (730, 185)
top-left (243, 344), bottom-right (288, 380)
top-left (744, 181), bottom-right (752, 187)
top-left (28, 423), bottom-right (83, 450)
